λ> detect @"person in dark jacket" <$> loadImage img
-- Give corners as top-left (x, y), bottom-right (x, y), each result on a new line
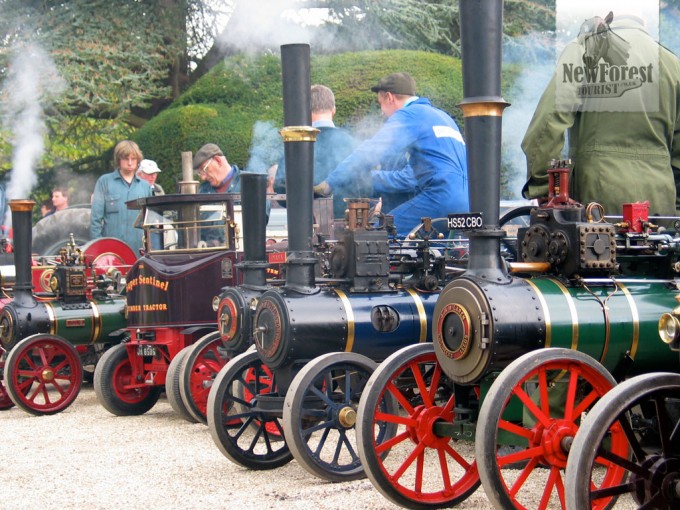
top-left (316, 72), bottom-right (469, 237)
top-left (193, 144), bottom-right (241, 194)
top-left (273, 84), bottom-right (360, 219)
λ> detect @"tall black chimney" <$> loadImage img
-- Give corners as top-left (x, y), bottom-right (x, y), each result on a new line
top-left (459, 0), bottom-right (510, 282)
top-left (9, 199), bottom-right (37, 307)
top-left (238, 172), bottom-right (268, 288)
top-left (279, 43), bottom-right (318, 294)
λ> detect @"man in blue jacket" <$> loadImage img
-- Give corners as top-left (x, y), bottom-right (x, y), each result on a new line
top-left (316, 72), bottom-right (469, 236)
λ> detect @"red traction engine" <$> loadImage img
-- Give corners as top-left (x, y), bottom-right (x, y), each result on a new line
top-left (93, 191), bottom-right (242, 416)
top-left (352, 1), bottom-right (680, 509)
top-left (0, 200), bottom-right (130, 415)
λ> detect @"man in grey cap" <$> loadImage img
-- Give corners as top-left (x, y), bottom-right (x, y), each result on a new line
top-left (192, 143), bottom-right (241, 194)
top-left (315, 72), bottom-right (469, 237)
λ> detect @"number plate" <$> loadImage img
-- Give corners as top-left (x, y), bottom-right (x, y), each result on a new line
top-left (447, 212), bottom-right (484, 230)
top-left (136, 344), bottom-right (157, 357)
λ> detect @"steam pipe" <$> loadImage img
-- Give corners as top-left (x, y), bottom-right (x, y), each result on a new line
top-left (239, 172), bottom-right (268, 288)
top-left (9, 200), bottom-right (37, 307)
top-left (280, 43), bottom-right (319, 294)
top-left (459, 0), bottom-right (510, 282)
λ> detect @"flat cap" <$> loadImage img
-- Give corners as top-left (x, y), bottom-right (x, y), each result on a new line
top-left (370, 72), bottom-right (416, 95)
top-left (193, 143), bottom-right (224, 171)
top-left (138, 159), bottom-right (161, 174)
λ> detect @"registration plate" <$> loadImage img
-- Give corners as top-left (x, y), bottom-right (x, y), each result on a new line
top-left (136, 344), bottom-right (157, 357)
top-left (447, 212), bottom-right (484, 231)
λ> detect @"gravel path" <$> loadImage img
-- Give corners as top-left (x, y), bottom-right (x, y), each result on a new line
top-left (1, 384), bottom-right (500, 510)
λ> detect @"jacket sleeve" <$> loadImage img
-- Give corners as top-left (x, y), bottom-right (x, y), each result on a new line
top-left (90, 177), bottom-right (105, 239)
top-left (521, 72), bottom-right (577, 200)
top-left (326, 114), bottom-right (412, 191)
top-left (372, 164), bottom-right (418, 193)
top-left (673, 89), bottom-right (680, 213)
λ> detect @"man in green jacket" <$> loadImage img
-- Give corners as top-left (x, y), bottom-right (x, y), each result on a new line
top-left (522, 11), bottom-right (680, 218)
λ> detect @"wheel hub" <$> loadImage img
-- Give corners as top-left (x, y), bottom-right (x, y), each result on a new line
top-left (634, 455), bottom-right (680, 505)
top-left (338, 406), bottom-right (356, 428)
top-left (536, 419), bottom-right (577, 468)
top-left (408, 404), bottom-right (454, 448)
top-left (41, 368), bottom-right (55, 382)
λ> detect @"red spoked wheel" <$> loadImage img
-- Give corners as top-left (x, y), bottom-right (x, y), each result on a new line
top-left (94, 343), bottom-right (161, 416)
top-left (179, 331), bottom-right (229, 424)
top-left (356, 343), bottom-right (480, 509)
top-left (0, 349), bottom-right (15, 410)
top-left (4, 334), bottom-right (83, 415)
top-left (207, 350), bottom-right (291, 470)
top-left (566, 372), bottom-right (680, 510)
top-left (476, 348), bottom-right (620, 510)
top-left (81, 237), bottom-right (137, 278)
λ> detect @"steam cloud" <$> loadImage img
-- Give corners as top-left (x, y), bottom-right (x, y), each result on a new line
top-left (1, 41), bottom-right (65, 205)
top-left (245, 121), bottom-right (284, 174)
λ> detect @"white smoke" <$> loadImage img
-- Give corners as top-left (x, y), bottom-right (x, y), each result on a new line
top-left (502, 33), bottom-right (557, 199)
top-left (1, 41), bottom-right (65, 203)
top-left (218, 0), bottom-right (317, 53)
top-left (245, 120), bottom-right (284, 173)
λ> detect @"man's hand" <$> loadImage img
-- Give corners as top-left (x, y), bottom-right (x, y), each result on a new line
top-left (313, 181), bottom-right (332, 197)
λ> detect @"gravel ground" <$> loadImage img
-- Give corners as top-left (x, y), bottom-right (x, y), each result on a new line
top-left (0, 384), bottom-right (501, 510)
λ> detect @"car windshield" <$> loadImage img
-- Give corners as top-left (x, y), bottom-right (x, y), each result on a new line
top-left (141, 201), bottom-right (232, 252)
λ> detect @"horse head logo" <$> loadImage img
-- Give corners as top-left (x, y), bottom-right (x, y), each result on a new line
top-left (577, 11), bottom-right (631, 69)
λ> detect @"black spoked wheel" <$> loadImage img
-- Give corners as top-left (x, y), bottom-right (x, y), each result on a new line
top-left (565, 372), bottom-right (680, 510)
top-left (283, 352), bottom-right (377, 482)
top-left (476, 348), bottom-right (617, 510)
top-left (4, 334), bottom-right (83, 415)
top-left (206, 350), bottom-right (291, 470)
top-left (94, 343), bottom-right (162, 416)
top-left (356, 343), bottom-right (480, 509)
top-left (165, 345), bottom-right (197, 423)
top-left (179, 331), bottom-right (228, 424)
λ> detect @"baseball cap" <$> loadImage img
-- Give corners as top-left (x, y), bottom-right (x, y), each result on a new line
top-left (370, 72), bottom-right (416, 95)
top-left (138, 159), bottom-right (161, 174)
top-left (193, 143), bottom-right (224, 171)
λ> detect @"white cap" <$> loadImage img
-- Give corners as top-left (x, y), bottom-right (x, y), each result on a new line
top-left (138, 159), bottom-right (161, 174)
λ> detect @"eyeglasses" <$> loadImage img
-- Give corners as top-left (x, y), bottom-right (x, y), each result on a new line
top-left (196, 157), bottom-right (214, 177)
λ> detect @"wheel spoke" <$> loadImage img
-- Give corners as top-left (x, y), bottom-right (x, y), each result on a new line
top-left (384, 380), bottom-right (416, 415)
top-left (514, 383), bottom-right (551, 428)
top-left (312, 425), bottom-right (332, 456)
top-left (392, 440), bottom-right (426, 481)
top-left (497, 445), bottom-right (542, 468)
top-left (443, 443), bottom-right (473, 471)
top-left (509, 456), bottom-right (541, 496)
top-left (563, 365), bottom-right (579, 421)
top-left (411, 360), bottom-right (434, 408)
top-left (375, 429), bottom-right (411, 455)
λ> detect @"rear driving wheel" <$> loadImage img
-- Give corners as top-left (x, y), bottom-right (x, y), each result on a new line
top-left (94, 343), bottom-right (161, 416)
top-left (207, 350), bottom-right (291, 470)
top-left (4, 334), bottom-right (83, 415)
top-left (476, 348), bottom-right (618, 510)
top-left (283, 352), bottom-right (377, 482)
top-left (356, 343), bottom-right (480, 509)
top-left (165, 345), bottom-right (197, 423)
top-left (180, 331), bottom-right (229, 424)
